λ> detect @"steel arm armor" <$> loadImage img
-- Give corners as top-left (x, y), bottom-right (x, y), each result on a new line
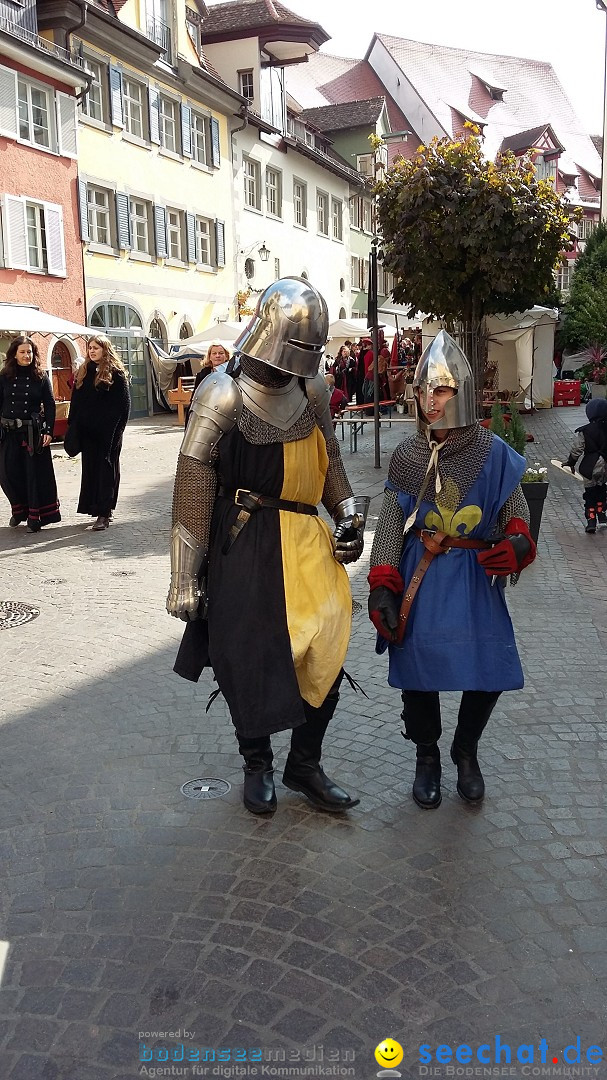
top-left (167, 374), bottom-right (242, 619)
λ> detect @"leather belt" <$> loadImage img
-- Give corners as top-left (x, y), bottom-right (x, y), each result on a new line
top-left (396, 528), bottom-right (493, 645)
top-left (1, 418), bottom-right (29, 429)
top-left (219, 486), bottom-right (318, 554)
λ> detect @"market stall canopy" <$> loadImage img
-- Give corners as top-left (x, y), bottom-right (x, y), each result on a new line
top-left (179, 321), bottom-right (244, 347)
top-left (0, 303), bottom-right (96, 336)
top-left (328, 316), bottom-right (397, 340)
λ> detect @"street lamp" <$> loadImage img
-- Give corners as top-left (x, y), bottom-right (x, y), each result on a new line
top-left (596, 0), bottom-right (607, 220)
top-left (258, 242), bottom-right (270, 262)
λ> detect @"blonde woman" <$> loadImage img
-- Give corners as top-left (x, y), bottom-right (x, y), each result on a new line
top-left (67, 335), bottom-right (131, 531)
top-left (185, 343), bottom-right (231, 426)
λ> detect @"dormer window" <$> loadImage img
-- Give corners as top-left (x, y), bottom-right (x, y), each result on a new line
top-left (535, 154), bottom-right (558, 186)
top-left (239, 70), bottom-right (254, 102)
top-left (186, 9), bottom-right (202, 57)
top-left (469, 67), bottom-right (508, 102)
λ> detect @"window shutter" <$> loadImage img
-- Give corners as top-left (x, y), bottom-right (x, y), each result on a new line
top-left (148, 87), bottom-right (160, 145)
top-left (78, 179), bottom-right (90, 242)
top-left (210, 116), bottom-right (220, 168)
top-left (0, 64), bottom-right (18, 139)
top-left (116, 192), bottom-right (131, 249)
top-left (181, 104), bottom-right (192, 157)
top-left (44, 202), bottom-right (66, 277)
top-left (186, 212), bottom-right (196, 263)
top-left (154, 204), bottom-right (167, 257)
top-left (56, 92), bottom-right (78, 158)
top-left (214, 219), bottom-right (225, 267)
top-left (109, 65), bottom-right (123, 127)
top-left (3, 194), bottom-right (27, 269)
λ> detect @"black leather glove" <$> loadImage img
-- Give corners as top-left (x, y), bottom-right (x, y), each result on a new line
top-left (368, 586), bottom-right (400, 642)
top-left (561, 458), bottom-right (576, 472)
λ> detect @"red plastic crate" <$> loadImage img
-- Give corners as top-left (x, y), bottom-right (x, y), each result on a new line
top-left (553, 380), bottom-right (580, 407)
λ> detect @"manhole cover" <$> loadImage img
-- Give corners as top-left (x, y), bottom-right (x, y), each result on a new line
top-left (0, 601), bottom-right (40, 630)
top-left (110, 571), bottom-right (135, 577)
top-left (352, 599), bottom-right (362, 615)
top-left (42, 579), bottom-right (66, 585)
top-left (180, 778), bottom-right (231, 800)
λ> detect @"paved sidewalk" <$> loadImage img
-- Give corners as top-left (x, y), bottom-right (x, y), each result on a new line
top-left (1, 404), bottom-right (607, 1080)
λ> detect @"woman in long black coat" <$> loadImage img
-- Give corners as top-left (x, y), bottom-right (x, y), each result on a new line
top-left (67, 335), bottom-right (130, 531)
top-left (0, 335), bottom-right (61, 532)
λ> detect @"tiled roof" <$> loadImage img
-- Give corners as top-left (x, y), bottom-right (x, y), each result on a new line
top-left (591, 134), bottom-right (604, 157)
top-left (201, 0), bottom-right (323, 34)
top-left (500, 124), bottom-right (555, 154)
top-left (373, 35), bottom-right (601, 179)
top-left (299, 97), bottom-right (385, 132)
top-left (286, 53), bottom-right (414, 163)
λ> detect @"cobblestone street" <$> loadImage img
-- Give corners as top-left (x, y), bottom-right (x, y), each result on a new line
top-left (1, 403), bottom-right (607, 1080)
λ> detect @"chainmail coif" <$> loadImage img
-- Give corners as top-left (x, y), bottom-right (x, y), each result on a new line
top-left (236, 354), bottom-right (316, 444)
top-left (388, 424), bottom-right (493, 503)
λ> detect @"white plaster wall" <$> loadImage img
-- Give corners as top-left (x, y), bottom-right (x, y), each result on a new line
top-left (232, 127), bottom-right (351, 318)
top-left (368, 38), bottom-right (445, 145)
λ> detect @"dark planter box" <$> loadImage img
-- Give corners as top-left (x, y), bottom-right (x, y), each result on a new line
top-left (521, 481), bottom-right (549, 544)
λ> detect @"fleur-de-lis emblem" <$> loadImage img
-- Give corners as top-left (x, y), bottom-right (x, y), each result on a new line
top-left (424, 478), bottom-right (482, 537)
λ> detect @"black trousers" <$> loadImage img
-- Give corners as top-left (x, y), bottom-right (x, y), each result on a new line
top-left (401, 690), bottom-right (501, 750)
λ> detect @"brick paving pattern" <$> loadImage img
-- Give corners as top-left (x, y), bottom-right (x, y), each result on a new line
top-left (1, 403), bottom-right (607, 1079)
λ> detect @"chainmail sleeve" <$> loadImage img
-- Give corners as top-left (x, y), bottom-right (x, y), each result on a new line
top-left (321, 436), bottom-right (353, 514)
top-left (370, 489), bottom-right (405, 568)
top-left (497, 484), bottom-right (530, 533)
top-left (171, 446), bottom-right (218, 550)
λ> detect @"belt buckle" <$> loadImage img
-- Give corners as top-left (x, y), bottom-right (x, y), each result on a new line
top-left (234, 488), bottom-right (250, 507)
top-left (16, 419), bottom-right (23, 429)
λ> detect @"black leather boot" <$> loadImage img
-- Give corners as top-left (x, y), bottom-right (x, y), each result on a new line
top-left (282, 685), bottom-right (359, 812)
top-left (412, 743), bottom-right (441, 809)
top-left (238, 736), bottom-right (276, 815)
top-left (451, 691), bottom-right (500, 803)
top-left (450, 740), bottom-right (484, 802)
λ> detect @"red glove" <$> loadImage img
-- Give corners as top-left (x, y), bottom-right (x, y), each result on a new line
top-left (368, 565), bottom-right (405, 643)
top-left (476, 518), bottom-right (536, 577)
top-left (367, 564), bottom-right (404, 593)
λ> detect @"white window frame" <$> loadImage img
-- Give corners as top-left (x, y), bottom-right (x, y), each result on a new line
top-left (26, 202), bottom-right (47, 271)
top-left (87, 185), bottom-right (112, 246)
top-left (331, 197), bottom-right (343, 241)
top-left (167, 207), bottom-right (184, 260)
top-left (265, 167), bottom-right (282, 218)
top-left (274, 256), bottom-right (280, 280)
top-left (243, 156), bottom-right (261, 210)
top-left (195, 215), bottom-right (211, 265)
top-left (556, 262), bottom-right (573, 294)
top-left (293, 179), bottom-right (307, 228)
top-left (579, 218), bottom-right (597, 241)
top-left (362, 198), bottom-right (373, 234)
top-left (129, 197), bottom-right (150, 253)
top-left (123, 77), bottom-right (145, 140)
top-left (316, 189), bottom-right (329, 236)
top-left (191, 111), bottom-right (208, 165)
top-left (18, 78), bottom-right (52, 150)
top-left (536, 155), bottom-right (558, 186)
top-left (239, 70), bottom-right (254, 102)
top-left (159, 95), bottom-right (179, 154)
top-left (357, 153), bottom-right (374, 177)
top-left (81, 58), bottom-right (105, 123)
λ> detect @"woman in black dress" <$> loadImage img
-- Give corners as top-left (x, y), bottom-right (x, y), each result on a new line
top-left (0, 336), bottom-right (61, 532)
top-left (67, 335), bottom-right (130, 531)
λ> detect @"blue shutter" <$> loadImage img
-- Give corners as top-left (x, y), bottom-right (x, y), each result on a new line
top-left (186, 212), bottom-right (196, 263)
top-left (181, 104), bottom-right (192, 157)
top-left (215, 219), bottom-right (225, 267)
top-left (109, 65), bottom-right (123, 127)
top-left (149, 87), bottom-right (160, 145)
top-left (78, 179), bottom-right (90, 243)
top-left (154, 205), bottom-right (167, 258)
top-left (116, 192), bottom-right (131, 249)
top-left (210, 116), bottom-right (220, 168)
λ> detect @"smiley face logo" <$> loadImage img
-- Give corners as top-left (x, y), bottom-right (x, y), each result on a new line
top-left (375, 1039), bottom-right (404, 1070)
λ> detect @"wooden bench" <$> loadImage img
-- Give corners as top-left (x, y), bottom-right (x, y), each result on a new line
top-left (167, 376), bottom-right (196, 425)
top-left (340, 411), bottom-right (415, 452)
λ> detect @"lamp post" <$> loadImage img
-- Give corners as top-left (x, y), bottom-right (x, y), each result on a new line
top-left (236, 241), bottom-right (270, 319)
top-left (597, 0), bottom-right (607, 221)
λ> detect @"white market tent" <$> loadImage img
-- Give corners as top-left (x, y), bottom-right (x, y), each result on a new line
top-left (422, 307), bottom-right (558, 409)
top-left (0, 303), bottom-right (96, 336)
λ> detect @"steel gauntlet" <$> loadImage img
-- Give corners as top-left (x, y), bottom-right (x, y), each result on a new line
top-left (167, 523), bottom-right (206, 620)
top-left (332, 495), bottom-right (370, 564)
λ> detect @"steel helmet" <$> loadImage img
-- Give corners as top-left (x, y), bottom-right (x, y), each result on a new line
top-left (413, 330), bottom-right (476, 433)
top-left (234, 276), bottom-right (329, 379)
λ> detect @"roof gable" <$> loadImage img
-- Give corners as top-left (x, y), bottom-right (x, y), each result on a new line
top-left (299, 97), bottom-right (386, 132)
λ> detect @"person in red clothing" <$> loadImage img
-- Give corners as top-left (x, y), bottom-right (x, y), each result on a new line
top-left (325, 374), bottom-right (348, 423)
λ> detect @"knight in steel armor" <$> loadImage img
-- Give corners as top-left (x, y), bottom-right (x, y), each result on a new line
top-left (368, 331), bottom-right (536, 809)
top-left (167, 277), bottom-right (368, 815)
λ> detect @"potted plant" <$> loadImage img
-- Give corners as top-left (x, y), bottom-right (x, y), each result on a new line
top-left (489, 401), bottom-right (548, 543)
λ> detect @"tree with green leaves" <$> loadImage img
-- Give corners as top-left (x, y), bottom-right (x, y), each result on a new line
top-left (561, 222), bottom-right (607, 352)
top-left (374, 128), bottom-right (574, 408)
